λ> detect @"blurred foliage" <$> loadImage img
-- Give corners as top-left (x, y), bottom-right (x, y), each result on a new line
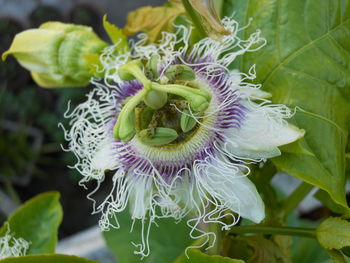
top-left (0, 84), bottom-right (86, 184)
top-left (0, 192), bottom-right (62, 254)
top-left (103, 208), bottom-right (193, 263)
top-left (0, 192), bottom-right (97, 263)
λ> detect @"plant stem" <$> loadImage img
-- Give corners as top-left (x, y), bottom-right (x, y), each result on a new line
top-left (3, 177), bottom-right (21, 206)
top-left (207, 222), bottom-right (221, 255)
top-left (181, 0), bottom-right (207, 38)
top-left (230, 225), bottom-right (316, 238)
top-left (282, 182), bottom-right (314, 218)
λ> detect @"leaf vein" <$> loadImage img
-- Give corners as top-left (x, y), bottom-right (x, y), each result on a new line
top-left (262, 14), bottom-right (350, 86)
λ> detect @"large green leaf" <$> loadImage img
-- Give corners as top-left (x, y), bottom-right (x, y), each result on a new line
top-left (103, 209), bottom-right (192, 263)
top-left (0, 192), bottom-right (63, 254)
top-left (223, 0), bottom-right (350, 207)
top-left (175, 249), bottom-right (244, 263)
top-left (0, 254), bottom-right (97, 263)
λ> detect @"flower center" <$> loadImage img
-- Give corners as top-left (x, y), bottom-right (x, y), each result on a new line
top-left (113, 58), bottom-right (212, 147)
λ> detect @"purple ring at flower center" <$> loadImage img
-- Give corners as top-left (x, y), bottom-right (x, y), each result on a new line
top-left (111, 63), bottom-right (247, 180)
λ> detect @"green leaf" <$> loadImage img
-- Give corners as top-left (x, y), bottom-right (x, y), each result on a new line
top-left (292, 236), bottom-right (331, 263)
top-left (103, 15), bottom-right (129, 52)
top-left (316, 217), bottom-right (350, 250)
top-left (174, 249), bottom-right (245, 263)
top-left (123, 5), bottom-right (184, 43)
top-left (314, 189), bottom-right (350, 215)
top-left (224, 0), bottom-right (350, 208)
top-left (0, 192), bottom-right (63, 254)
top-left (103, 209), bottom-right (193, 263)
top-left (0, 254), bottom-right (98, 263)
top-left (278, 137), bottom-right (314, 156)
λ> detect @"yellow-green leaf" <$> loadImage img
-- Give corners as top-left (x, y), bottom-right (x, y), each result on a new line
top-left (123, 5), bottom-right (184, 43)
top-left (102, 15), bottom-right (129, 52)
top-left (316, 217), bottom-right (350, 250)
top-left (187, 0), bottom-right (230, 39)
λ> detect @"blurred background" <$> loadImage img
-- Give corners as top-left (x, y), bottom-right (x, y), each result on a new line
top-left (0, 0), bottom-right (165, 261)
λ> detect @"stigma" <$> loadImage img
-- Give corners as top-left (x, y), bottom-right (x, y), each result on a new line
top-left (113, 57), bottom-right (212, 147)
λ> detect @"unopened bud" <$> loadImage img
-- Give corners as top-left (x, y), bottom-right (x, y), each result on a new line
top-left (2, 22), bottom-right (108, 88)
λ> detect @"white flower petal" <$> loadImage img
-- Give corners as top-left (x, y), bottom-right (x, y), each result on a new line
top-left (228, 102), bottom-right (305, 159)
top-left (197, 160), bottom-right (265, 223)
top-left (129, 176), bottom-right (152, 219)
top-left (91, 141), bottom-right (117, 170)
top-left (229, 71), bottom-right (271, 99)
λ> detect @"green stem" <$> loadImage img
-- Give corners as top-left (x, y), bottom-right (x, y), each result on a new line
top-left (230, 225), bottom-right (316, 238)
top-left (213, 0), bottom-right (224, 18)
top-left (181, 0), bottom-right (207, 38)
top-left (3, 177), bottom-right (21, 206)
top-left (282, 182), bottom-right (314, 218)
top-left (207, 222), bottom-right (221, 255)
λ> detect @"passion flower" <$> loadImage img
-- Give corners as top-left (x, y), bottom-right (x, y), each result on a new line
top-left (62, 17), bottom-right (304, 257)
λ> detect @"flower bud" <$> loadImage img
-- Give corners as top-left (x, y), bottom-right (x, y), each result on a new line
top-left (2, 22), bottom-right (108, 88)
top-left (139, 127), bottom-right (178, 146)
top-left (180, 108), bottom-right (197, 132)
